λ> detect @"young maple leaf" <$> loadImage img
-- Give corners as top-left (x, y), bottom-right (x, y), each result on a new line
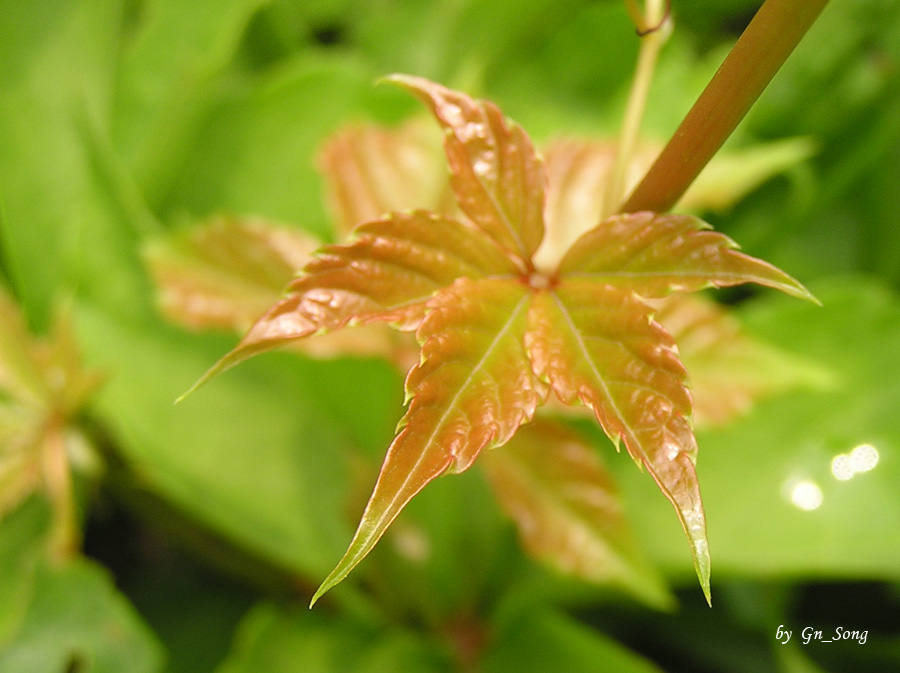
top-left (192, 76), bottom-right (815, 606)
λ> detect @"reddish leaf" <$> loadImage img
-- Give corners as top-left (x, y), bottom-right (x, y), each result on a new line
top-left (0, 288), bottom-right (100, 556)
top-left (319, 120), bottom-right (455, 237)
top-left (146, 217), bottom-right (411, 361)
top-left (655, 294), bottom-right (832, 427)
top-left (387, 75), bottom-right (546, 263)
top-left (537, 140), bottom-right (657, 271)
top-left (526, 282), bottom-right (710, 603)
top-left (185, 77), bottom-right (820, 606)
top-left (311, 277), bottom-right (546, 605)
top-left (558, 211), bottom-right (816, 301)
top-left (144, 216), bottom-right (319, 332)
top-left (481, 420), bottom-right (672, 608)
top-left (187, 211), bottom-right (518, 392)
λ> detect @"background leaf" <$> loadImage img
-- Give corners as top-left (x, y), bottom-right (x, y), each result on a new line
top-left (144, 216), bottom-right (319, 332)
top-left (76, 301), bottom-right (398, 582)
top-left (0, 499), bottom-right (164, 673)
top-left (0, 0), bottom-right (125, 325)
top-left (654, 294), bottom-right (832, 428)
top-left (216, 602), bottom-right (449, 673)
top-left (481, 420), bottom-right (672, 608)
top-left (319, 119), bottom-right (453, 236)
top-left (481, 606), bottom-right (663, 673)
top-left (0, 558), bottom-right (165, 673)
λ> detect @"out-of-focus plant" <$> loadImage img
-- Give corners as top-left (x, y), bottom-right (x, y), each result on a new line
top-left (0, 289), bottom-right (102, 560)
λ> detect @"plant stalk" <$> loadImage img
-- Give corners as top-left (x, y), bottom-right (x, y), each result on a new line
top-left (620, 0), bottom-right (830, 214)
top-left (42, 414), bottom-right (79, 561)
top-left (604, 0), bottom-right (671, 218)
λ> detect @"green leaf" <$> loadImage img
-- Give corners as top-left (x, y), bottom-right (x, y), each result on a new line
top-left (526, 282), bottom-right (710, 603)
top-left (0, 498), bottom-right (51, 644)
top-left (0, 557), bottom-right (164, 673)
top-left (482, 606), bottom-right (664, 673)
top-left (681, 137), bottom-right (817, 211)
top-left (558, 212), bottom-right (816, 302)
top-left (190, 211), bottom-right (516, 392)
top-left (312, 277), bottom-right (545, 605)
top-left (0, 288), bottom-right (48, 406)
top-left (113, 0), bottom-right (267, 200)
top-left (0, 0), bottom-right (122, 324)
top-left (481, 420), bottom-right (672, 608)
top-left (388, 74), bottom-right (546, 263)
top-left (76, 302), bottom-right (377, 580)
top-left (216, 602), bottom-right (448, 673)
top-left (160, 54), bottom-right (377, 239)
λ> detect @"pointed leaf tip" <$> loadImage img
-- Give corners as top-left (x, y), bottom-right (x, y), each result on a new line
top-left (385, 74), bottom-right (546, 262)
top-left (311, 278), bottom-right (545, 604)
top-left (559, 212), bottom-right (818, 303)
top-left (526, 282), bottom-right (714, 603)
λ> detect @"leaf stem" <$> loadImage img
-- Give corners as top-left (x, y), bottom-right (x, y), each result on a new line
top-left (604, 0), bottom-right (670, 219)
top-left (42, 413), bottom-right (79, 561)
top-left (620, 0), bottom-right (830, 214)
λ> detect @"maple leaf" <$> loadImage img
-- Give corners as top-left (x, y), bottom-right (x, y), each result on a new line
top-left (190, 76), bottom-right (815, 606)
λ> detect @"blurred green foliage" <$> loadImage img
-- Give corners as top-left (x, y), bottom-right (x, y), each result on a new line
top-left (1, 0), bottom-right (899, 671)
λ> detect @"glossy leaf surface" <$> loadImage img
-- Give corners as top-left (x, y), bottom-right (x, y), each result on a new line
top-left (526, 282), bottom-right (710, 602)
top-left (559, 211), bottom-right (815, 301)
top-left (192, 211), bottom-right (516, 389)
top-left (481, 420), bottom-right (671, 608)
top-left (311, 277), bottom-right (545, 604)
top-left (387, 75), bottom-right (545, 262)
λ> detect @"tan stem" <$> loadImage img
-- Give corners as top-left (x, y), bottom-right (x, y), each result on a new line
top-left (603, 0), bottom-right (670, 219)
top-left (621, 0), bottom-right (830, 214)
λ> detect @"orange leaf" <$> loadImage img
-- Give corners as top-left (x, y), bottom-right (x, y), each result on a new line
top-left (559, 211), bottom-right (816, 301)
top-left (185, 211), bottom-right (517, 393)
top-left (318, 120), bottom-right (455, 236)
top-left (387, 75), bottom-right (546, 264)
top-left (526, 282), bottom-right (710, 603)
top-left (311, 277), bottom-right (546, 605)
top-left (481, 420), bottom-right (672, 608)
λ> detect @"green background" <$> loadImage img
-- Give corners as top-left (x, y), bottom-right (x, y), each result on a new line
top-left (1, 0), bottom-right (899, 671)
